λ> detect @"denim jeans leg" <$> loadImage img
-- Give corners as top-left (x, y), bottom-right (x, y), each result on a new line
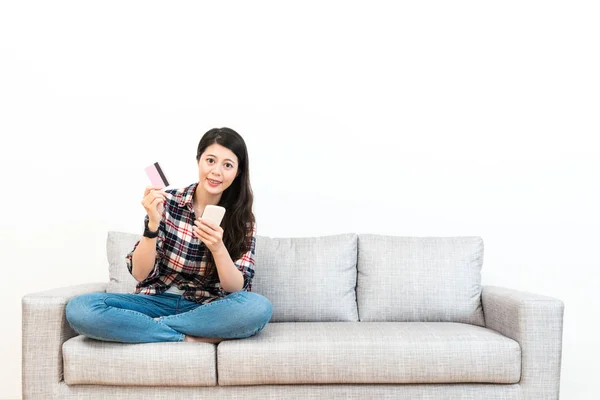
top-left (65, 292), bottom-right (186, 343)
top-left (159, 291), bottom-right (273, 339)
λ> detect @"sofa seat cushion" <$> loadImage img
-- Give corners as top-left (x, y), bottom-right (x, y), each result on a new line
top-left (62, 336), bottom-right (217, 386)
top-left (217, 322), bottom-right (521, 385)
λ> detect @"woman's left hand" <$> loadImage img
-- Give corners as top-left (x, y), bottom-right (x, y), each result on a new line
top-left (193, 218), bottom-right (226, 254)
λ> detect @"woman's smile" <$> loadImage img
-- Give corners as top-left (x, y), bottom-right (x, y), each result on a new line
top-left (207, 178), bottom-right (221, 187)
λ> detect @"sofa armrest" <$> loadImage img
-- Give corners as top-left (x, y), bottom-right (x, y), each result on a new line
top-left (481, 285), bottom-right (565, 400)
top-left (22, 282), bottom-right (108, 399)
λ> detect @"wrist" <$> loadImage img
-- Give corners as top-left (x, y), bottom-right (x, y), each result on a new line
top-left (144, 219), bottom-right (160, 238)
top-left (212, 244), bottom-right (227, 256)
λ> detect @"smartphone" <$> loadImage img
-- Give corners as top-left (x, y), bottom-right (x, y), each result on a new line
top-left (144, 162), bottom-right (170, 188)
top-left (201, 205), bottom-right (226, 226)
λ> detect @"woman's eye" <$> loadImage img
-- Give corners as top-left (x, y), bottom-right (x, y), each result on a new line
top-left (207, 159), bottom-right (233, 168)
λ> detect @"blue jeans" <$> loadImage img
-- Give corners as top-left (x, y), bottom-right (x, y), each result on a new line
top-left (65, 291), bottom-right (273, 343)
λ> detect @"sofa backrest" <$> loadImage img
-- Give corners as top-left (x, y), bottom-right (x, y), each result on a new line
top-left (105, 231), bottom-right (359, 323)
top-left (106, 231), bottom-right (142, 293)
top-left (356, 235), bottom-right (485, 326)
top-left (252, 233), bottom-right (358, 322)
top-left (106, 231), bottom-right (484, 326)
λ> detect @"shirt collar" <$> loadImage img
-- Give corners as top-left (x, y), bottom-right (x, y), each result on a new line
top-left (177, 181), bottom-right (199, 210)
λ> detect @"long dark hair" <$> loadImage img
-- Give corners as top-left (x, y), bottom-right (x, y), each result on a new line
top-left (196, 127), bottom-right (255, 285)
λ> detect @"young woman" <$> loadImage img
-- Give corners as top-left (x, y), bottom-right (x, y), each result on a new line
top-left (66, 127), bottom-right (273, 344)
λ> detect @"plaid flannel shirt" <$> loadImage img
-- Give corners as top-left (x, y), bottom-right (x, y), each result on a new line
top-left (125, 182), bottom-right (256, 304)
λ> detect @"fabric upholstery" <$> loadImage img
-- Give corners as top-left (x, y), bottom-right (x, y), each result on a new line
top-left (107, 231), bottom-right (141, 293)
top-left (251, 233), bottom-right (359, 322)
top-left (63, 336), bottom-right (217, 386)
top-left (357, 235), bottom-right (485, 326)
top-left (217, 321), bottom-right (521, 385)
top-left (108, 231), bottom-right (359, 322)
top-left (22, 231), bottom-right (565, 399)
top-left (482, 285), bottom-right (565, 400)
top-left (55, 381), bottom-right (523, 399)
top-left (21, 282), bottom-right (108, 399)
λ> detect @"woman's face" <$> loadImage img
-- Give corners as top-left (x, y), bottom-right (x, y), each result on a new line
top-left (197, 143), bottom-right (239, 194)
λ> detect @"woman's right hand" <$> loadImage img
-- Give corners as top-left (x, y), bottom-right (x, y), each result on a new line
top-left (142, 185), bottom-right (167, 227)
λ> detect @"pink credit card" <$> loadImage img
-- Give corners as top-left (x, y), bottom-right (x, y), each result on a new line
top-left (144, 162), bottom-right (170, 188)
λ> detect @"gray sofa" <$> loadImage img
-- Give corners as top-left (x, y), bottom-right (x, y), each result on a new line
top-left (22, 232), bottom-right (565, 399)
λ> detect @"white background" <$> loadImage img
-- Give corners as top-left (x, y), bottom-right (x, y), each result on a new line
top-left (1, 1), bottom-right (598, 398)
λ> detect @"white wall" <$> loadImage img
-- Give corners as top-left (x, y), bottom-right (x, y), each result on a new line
top-left (1, 1), bottom-right (598, 398)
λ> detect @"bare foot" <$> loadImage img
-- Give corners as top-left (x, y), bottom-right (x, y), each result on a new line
top-left (184, 335), bottom-right (226, 344)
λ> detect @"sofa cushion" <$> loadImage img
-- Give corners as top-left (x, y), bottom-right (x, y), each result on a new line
top-left (252, 233), bottom-right (358, 322)
top-left (62, 335), bottom-right (217, 386)
top-left (216, 322), bottom-right (521, 385)
top-left (106, 231), bottom-right (140, 293)
top-left (357, 235), bottom-right (485, 326)
top-left (106, 231), bottom-right (359, 323)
